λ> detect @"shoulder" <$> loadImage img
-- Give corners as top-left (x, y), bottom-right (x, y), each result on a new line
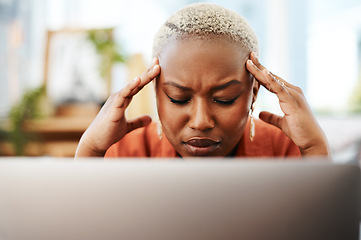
top-left (236, 118), bottom-right (301, 157)
top-left (105, 122), bottom-right (176, 158)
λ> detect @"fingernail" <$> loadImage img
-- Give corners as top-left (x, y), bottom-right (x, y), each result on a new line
top-left (248, 59), bottom-right (255, 66)
top-left (152, 57), bottom-right (158, 64)
top-left (132, 77), bottom-right (139, 82)
top-left (252, 52), bottom-right (258, 58)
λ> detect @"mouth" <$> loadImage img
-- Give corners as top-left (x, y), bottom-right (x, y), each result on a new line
top-left (183, 137), bottom-right (221, 156)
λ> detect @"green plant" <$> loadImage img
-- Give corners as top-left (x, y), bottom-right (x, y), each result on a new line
top-left (1, 85), bottom-right (46, 155)
top-left (87, 28), bottom-right (127, 80)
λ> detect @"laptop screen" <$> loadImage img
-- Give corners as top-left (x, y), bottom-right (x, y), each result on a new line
top-left (0, 158), bottom-right (359, 240)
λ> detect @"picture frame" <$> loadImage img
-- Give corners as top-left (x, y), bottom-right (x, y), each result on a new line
top-left (43, 28), bottom-right (117, 107)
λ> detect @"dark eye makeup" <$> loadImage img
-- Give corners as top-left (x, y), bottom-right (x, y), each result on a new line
top-left (165, 93), bottom-right (190, 105)
top-left (213, 96), bottom-right (239, 105)
top-left (166, 92), bottom-right (240, 106)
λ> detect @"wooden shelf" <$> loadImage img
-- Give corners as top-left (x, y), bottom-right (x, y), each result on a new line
top-left (25, 117), bottom-right (94, 133)
top-left (1, 116), bottom-right (95, 157)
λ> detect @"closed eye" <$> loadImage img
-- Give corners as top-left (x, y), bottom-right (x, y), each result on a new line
top-left (213, 96), bottom-right (239, 105)
top-left (166, 95), bottom-right (190, 105)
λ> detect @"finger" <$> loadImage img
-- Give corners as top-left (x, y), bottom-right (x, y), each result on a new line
top-left (127, 115), bottom-right (152, 133)
top-left (140, 63), bottom-right (160, 88)
top-left (139, 57), bottom-right (159, 81)
top-left (259, 111), bottom-right (283, 130)
top-left (113, 77), bottom-right (142, 109)
top-left (246, 59), bottom-right (277, 92)
top-left (246, 58), bottom-right (268, 88)
top-left (112, 60), bottom-right (161, 110)
top-left (130, 63), bottom-right (161, 96)
top-left (261, 69), bottom-right (294, 103)
top-left (249, 52), bottom-right (294, 89)
top-left (269, 72), bottom-right (295, 89)
top-left (247, 59), bottom-right (295, 104)
top-left (136, 57), bottom-right (160, 85)
top-left (246, 59), bottom-right (277, 93)
top-left (249, 52), bottom-right (265, 71)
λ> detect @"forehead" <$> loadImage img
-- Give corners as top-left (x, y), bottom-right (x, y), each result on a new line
top-left (158, 38), bottom-right (250, 87)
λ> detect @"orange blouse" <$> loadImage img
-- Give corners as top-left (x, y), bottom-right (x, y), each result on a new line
top-left (105, 118), bottom-right (301, 158)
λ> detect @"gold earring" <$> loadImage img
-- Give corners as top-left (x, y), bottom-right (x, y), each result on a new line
top-left (249, 103), bottom-right (255, 142)
top-left (157, 119), bottom-right (163, 140)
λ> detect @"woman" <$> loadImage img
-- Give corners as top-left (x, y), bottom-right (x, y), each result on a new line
top-left (75, 3), bottom-right (330, 158)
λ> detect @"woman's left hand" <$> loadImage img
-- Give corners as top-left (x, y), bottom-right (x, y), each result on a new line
top-left (246, 52), bottom-right (330, 157)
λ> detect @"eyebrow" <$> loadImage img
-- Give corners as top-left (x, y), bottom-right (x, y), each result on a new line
top-left (211, 80), bottom-right (242, 91)
top-left (162, 82), bottom-right (192, 91)
top-left (162, 79), bottom-right (242, 91)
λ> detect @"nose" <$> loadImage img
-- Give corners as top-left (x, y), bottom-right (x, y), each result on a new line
top-left (188, 99), bottom-right (215, 131)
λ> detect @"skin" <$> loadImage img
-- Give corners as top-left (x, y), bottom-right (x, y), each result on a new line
top-left (155, 38), bottom-right (258, 157)
top-left (75, 37), bottom-right (330, 158)
top-left (246, 53), bottom-right (330, 156)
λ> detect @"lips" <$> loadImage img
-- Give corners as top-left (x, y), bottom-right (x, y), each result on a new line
top-left (183, 138), bottom-right (220, 156)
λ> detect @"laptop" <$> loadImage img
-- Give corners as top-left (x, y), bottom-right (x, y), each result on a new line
top-left (0, 158), bottom-right (359, 240)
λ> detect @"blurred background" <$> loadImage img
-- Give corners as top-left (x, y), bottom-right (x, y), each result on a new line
top-left (0, 0), bottom-right (360, 160)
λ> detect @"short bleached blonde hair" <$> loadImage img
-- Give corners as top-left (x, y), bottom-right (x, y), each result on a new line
top-left (152, 3), bottom-right (259, 57)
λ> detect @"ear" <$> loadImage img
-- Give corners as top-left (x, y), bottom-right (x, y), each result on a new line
top-left (251, 77), bottom-right (260, 104)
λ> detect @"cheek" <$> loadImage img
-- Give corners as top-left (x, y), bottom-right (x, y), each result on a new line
top-left (213, 96), bottom-right (252, 139)
top-left (216, 104), bottom-right (249, 131)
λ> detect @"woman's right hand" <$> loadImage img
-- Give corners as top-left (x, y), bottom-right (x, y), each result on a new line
top-left (75, 58), bottom-right (161, 157)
